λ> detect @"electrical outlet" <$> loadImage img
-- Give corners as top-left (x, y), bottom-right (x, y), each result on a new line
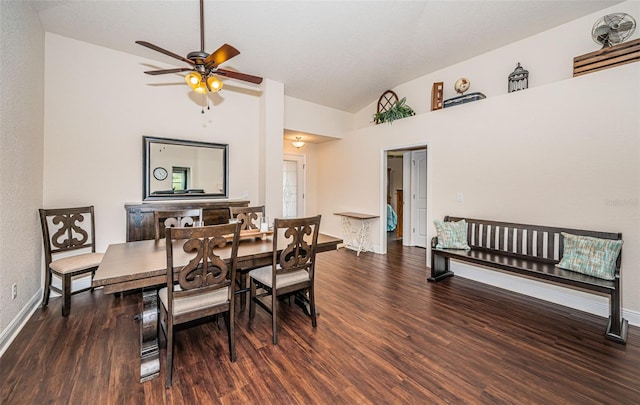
top-left (456, 192), bottom-right (464, 202)
top-left (11, 283), bottom-right (17, 300)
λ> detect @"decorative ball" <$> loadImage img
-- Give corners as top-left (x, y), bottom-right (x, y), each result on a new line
top-left (454, 78), bottom-right (470, 94)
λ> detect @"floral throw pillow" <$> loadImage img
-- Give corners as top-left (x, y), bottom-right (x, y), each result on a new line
top-left (434, 219), bottom-right (470, 250)
top-left (557, 232), bottom-right (622, 281)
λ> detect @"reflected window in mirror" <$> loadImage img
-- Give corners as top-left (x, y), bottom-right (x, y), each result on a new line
top-left (172, 167), bottom-right (189, 191)
top-left (143, 136), bottom-right (228, 200)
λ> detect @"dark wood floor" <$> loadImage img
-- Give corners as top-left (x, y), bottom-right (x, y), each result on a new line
top-left (2, 241), bottom-right (639, 404)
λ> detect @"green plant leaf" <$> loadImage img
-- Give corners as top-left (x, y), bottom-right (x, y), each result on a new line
top-left (372, 97), bottom-right (415, 124)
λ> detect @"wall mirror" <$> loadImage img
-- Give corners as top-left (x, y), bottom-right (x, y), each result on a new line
top-left (143, 136), bottom-right (228, 201)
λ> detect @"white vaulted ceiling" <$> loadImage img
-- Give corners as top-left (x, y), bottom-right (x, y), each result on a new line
top-left (33, 0), bottom-right (622, 113)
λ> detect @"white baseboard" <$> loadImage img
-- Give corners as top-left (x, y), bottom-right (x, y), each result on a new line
top-left (0, 275), bottom-right (93, 359)
top-left (451, 262), bottom-right (640, 327)
top-left (0, 288), bottom-right (41, 359)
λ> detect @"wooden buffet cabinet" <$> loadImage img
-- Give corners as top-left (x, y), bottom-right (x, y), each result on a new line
top-left (124, 200), bottom-right (249, 242)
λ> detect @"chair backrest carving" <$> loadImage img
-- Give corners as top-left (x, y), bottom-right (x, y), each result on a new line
top-left (154, 208), bottom-right (203, 241)
top-left (39, 206), bottom-right (96, 266)
top-left (273, 215), bottom-right (321, 279)
top-left (230, 206), bottom-right (265, 231)
top-left (166, 223), bottom-right (240, 303)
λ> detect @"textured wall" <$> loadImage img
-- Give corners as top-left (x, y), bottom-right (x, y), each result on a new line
top-left (0, 2), bottom-right (45, 334)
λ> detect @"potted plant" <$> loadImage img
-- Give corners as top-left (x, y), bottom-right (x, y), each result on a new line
top-left (372, 97), bottom-right (416, 124)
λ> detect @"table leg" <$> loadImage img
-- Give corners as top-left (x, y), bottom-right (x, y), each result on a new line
top-left (355, 219), bottom-right (372, 256)
top-left (140, 289), bottom-right (160, 382)
top-left (340, 216), bottom-right (353, 247)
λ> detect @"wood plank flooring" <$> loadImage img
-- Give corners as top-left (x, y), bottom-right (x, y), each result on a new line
top-left (1, 241), bottom-right (639, 404)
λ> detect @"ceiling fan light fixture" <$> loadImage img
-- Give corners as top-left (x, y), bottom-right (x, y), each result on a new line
top-left (194, 81), bottom-right (208, 94)
top-left (136, 0), bottom-right (263, 110)
top-left (206, 75), bottom-right (223, 92)
top-left (291, 136), bottom-right (305, 149)
top-left (185, 71), bottom-right (202, 88)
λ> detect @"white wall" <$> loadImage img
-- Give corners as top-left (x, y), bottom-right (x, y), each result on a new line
top-left (284, 96), bottom-right (353, 138)
top-left (316, 1), bottom-right (640, 318)
top-left (0, 2), bottom-right (45, 342)
top-left (354, 1), bottom-right (640, 128)
top-left (43, 33), bottom-right (265, 252)
top-left (282, 95), bottom-right (352, 220)
top-left (319, 62), bottom-right (640, 315)
top-left (259, 79), bottom-right (285, 220)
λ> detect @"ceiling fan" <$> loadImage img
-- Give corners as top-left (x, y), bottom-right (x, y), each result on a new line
top-left (135, 0), bottom-right (263, 95)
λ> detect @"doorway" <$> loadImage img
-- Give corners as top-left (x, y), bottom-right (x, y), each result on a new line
top-left (384, 146), bottom-right (428, 250)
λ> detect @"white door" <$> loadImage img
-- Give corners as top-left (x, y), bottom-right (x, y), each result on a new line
top-left (411, 150), bottom-right (427, 247)
top-left (283, 155), bottom-right (305, 218)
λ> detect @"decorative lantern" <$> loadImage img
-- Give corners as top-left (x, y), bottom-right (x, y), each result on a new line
top-left (508, 63), bottom-right (529, 93)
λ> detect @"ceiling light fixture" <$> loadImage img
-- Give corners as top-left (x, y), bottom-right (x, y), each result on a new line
top-left (185, 72), bottom-right (202, 87)
top-left (185, 71), bottom-right (224, 95)
top-left (136, 0), bottom-right (262, 109)
top-left (206, 75), bottom-right (223, 92)
top-left (291, 136), bottom-right (305, 149)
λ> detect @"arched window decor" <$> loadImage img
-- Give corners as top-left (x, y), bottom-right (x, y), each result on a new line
top-left (372, 90), bottom-right (415, 125)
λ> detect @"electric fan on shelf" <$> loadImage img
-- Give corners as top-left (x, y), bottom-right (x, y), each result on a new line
top-left (591, 13), bottom-right (636, 49)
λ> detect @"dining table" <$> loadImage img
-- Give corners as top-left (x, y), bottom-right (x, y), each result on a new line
top-left (92, 231), bottom-right (342, 382)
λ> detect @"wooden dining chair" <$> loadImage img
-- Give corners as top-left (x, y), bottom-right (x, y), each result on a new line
top-left (249, 215), bottom-right (321, 345)
top-left (159, 222), bottom-right (240, 388)
top-left (39, 206), bottom-right (103, 317)
top-left (230, 205), bottom-right (266, 309)
top-left (153, 208), bottom-right (203, 241)
top-left (230, 206), bottom-right (265, 230)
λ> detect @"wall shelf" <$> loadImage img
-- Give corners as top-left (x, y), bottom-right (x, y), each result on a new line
top-left (573, 38), bottom-right (640, 77)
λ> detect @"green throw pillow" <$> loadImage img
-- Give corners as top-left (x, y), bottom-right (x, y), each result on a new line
top-left (557, 232), bottom-right (622, 281)
top-left (434, 219), bottom-right (470, 250)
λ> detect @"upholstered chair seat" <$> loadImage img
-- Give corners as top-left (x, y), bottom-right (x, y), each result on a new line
top-left (248, 266), bottom-right (310, 289)
top-left (159, 285), bottom-right (229, 317)
top-left (50, 253), bottom-right (104, 274)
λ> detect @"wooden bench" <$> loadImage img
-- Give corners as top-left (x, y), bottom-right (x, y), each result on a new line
top-left (429, 216), bottom-right (628, 344)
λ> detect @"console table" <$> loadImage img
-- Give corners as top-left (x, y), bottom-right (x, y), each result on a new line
top-left (125, 200), bottom-right (249, 242)
top-left (334, 212), bottom-right (379, 256)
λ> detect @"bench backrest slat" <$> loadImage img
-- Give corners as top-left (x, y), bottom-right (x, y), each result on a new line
top-left (547, 232), bottom-right (555, 261)
top-left (444, 217), bottom-right (622, 271)
top-left (526, 229), bottom-right (534, 257)
top-left (516, 228), bottom-right (524, 255)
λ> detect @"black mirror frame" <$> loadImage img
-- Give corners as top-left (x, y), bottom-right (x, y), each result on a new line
top-left (142, 136), bottom-right (229, 201)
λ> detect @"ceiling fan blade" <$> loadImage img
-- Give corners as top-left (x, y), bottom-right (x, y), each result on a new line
top-left (135, 41), bottom-right (194, 65)
top-left (144, 68), bottom-right (193, 76)
top-left (204, 44), bottom-right (240, 69)
top-left (216, 68), bottom-right (263, 84)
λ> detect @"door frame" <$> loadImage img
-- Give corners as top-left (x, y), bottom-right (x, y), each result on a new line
top-left (409, 149), bottom-right (427, 248)
top-left (380, 144), bottom-right (428, 255)
top-left (283, 154), bottom-right (306, 218)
